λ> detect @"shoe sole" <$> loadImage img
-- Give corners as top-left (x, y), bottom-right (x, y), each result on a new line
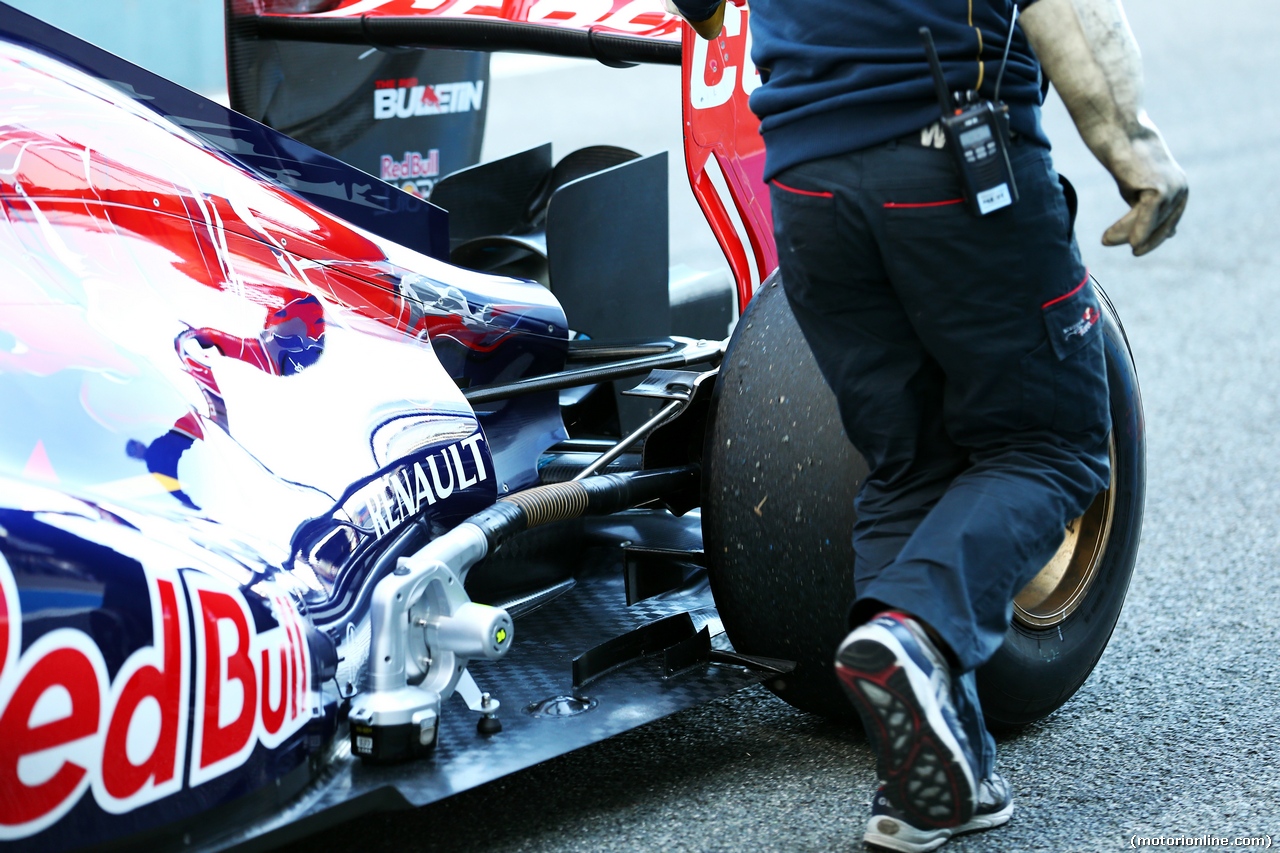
top-left (835, 624), bottom-right (976, 829)
top-left (864, 801), bottom-right (1014, 853)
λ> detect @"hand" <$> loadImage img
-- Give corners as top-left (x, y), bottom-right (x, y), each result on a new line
top-left (664, 0), bottom-right (727, 40)
top-left (1021, 0), bottom-right (1189, 256)
top-left (1099, 116), bottom-right (1188, 256)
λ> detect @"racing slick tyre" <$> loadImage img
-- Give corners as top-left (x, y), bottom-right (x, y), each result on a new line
top-left (702, 272), bottom-right (1144, 726)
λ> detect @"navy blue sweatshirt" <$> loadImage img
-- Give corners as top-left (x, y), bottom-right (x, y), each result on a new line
top-left (674, 0), bottom-right (1048, 180)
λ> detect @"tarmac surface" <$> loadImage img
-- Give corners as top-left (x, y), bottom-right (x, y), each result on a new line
top-left (280, 1), bottom-right (1280, 850)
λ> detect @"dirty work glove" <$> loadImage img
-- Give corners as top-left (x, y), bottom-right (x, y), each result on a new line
top-left (1021, 0), bottom-right (1188, 256)
top-left (664, 0), bottom-right (727, 40)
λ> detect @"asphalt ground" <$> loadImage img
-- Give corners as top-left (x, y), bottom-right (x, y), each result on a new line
top-left (281, 1), bottom-right (1280, 850)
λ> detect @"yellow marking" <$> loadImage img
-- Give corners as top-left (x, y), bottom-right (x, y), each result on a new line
top-left (495, 628), bottom-right (508, 645)
top-left (151, 474), bottom-right (182, 491)
top-left (969, 0), bottom-right (986, 93)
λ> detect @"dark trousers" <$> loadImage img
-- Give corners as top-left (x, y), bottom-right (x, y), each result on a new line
top-left (771, 138), bottom-right (1111, 675)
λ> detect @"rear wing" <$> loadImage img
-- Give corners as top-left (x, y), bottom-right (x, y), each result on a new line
top-left (231, 0), bottom-right (775, 312)
top-left (679, 1), bottom-right (775, 312)
top-left (249, 0), bottom-right (681, 67)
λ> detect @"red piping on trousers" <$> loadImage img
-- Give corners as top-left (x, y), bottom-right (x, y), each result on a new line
top-left (1041, 270), bottom-right (1091, 309)
top-left (882, 198), bottom-right (964, 209)
top-left (771, 179), bottom-right (834, 199)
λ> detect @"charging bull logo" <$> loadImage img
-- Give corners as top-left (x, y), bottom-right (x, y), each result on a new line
top-left (373, 78), bottom-right (485, 120)
top-left (0, 552), bottom-right (314, 839)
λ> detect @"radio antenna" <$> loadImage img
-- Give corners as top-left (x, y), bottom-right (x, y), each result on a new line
top-left (918, 27), bottom-right (956, 114)
top-left (993, 5), bottom-right (1020, 103)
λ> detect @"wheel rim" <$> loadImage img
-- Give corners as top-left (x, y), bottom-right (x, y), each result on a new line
top-left (1012, 440), bottom-right (1117, 629)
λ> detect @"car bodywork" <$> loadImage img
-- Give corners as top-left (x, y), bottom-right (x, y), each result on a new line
top-left (0, 1), bottom-right (778, 850)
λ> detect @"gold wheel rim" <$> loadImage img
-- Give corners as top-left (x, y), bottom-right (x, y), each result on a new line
top-left (1012, 440), bottom-right (1117, 629)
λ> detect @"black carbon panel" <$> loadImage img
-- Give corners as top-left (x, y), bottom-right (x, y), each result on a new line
top-left (213, 515), bottom-right (761, 851)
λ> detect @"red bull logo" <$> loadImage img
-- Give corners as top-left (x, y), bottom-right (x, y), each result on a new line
top-left (380, 150), bottom-right (440, 183)
top-left (0, 554), bottom-right (315, 839)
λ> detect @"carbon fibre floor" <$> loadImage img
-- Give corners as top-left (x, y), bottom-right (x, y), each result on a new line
top-left (212, 511), bottom-right (766, 851)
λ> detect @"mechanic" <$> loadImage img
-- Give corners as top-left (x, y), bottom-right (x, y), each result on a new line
top-left (666, 0), bottom-right (1187, 850)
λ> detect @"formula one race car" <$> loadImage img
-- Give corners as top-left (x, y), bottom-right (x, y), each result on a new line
top-left (0, 2), bottom-right (1146, 850)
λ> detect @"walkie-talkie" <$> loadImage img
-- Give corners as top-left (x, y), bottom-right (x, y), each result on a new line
top-left (919, 25), bottom-right (1018, 216)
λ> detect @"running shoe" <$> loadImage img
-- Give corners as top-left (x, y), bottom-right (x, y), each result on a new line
top-left (834, 611), bottom-right (979, 829)
top-left (864, 773), bottom-right (1015, 852)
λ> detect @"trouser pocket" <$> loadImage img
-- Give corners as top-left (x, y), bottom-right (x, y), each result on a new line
top-left (1022, 278), bottom-right (1110, 435)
